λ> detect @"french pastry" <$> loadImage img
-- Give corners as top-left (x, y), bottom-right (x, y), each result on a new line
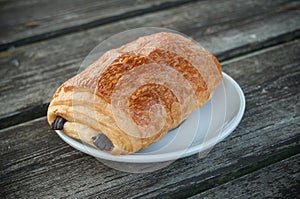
top-left (47, 32), bottom-right (223, 155)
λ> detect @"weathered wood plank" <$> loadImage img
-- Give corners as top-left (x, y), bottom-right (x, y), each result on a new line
top-left (0, 0), bottom-right (193, 49)
top-left (0, 0), bottom-right (299, 129)
top-left (1, 38), bottom-right (299, 198)
top-left (189, 154), bottom-right (300, 199)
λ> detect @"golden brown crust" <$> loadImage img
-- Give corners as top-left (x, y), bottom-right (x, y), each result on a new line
top-left (47, 32), bottom-right (223, 155)
top-left (97, 53), bottom-right (151, 103)
top-left (129, 83), bottom-right (179, 127)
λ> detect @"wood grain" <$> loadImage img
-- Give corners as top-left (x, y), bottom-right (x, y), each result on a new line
top-left (189, 154), bottom-right (300, 199)
top-left (0, 0), bottom-right (299, 129)
top-left (1, 38), bottom-right (299, 198)
top-left (0, 0), bottom-right (194, 48)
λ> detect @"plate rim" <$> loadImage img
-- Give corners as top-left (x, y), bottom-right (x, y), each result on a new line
top-left (56, 72), bottom-right (246, 163)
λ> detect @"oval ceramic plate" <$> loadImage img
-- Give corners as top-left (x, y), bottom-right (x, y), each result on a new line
top-left (56, 72), bottom-right (245, 163)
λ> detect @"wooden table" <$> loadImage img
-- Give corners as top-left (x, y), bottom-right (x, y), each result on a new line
top-left (1, 0), bottom-right (299, 198)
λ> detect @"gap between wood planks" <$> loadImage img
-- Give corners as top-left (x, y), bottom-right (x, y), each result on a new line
top-left (0, 0), bottom-right (199, 52)
top-left (188, 153), bottom-right (300, 198)
top-left (0, 30), bottom-right (299, 130)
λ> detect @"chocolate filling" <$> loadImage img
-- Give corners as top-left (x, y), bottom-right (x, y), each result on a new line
top-left (51, 116), bottom-right (66, 130)
top-left (92, 134), bottom-right (114, 151)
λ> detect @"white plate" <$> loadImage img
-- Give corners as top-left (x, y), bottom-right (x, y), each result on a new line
top-left (56, 72), bottom-right (245, 163)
